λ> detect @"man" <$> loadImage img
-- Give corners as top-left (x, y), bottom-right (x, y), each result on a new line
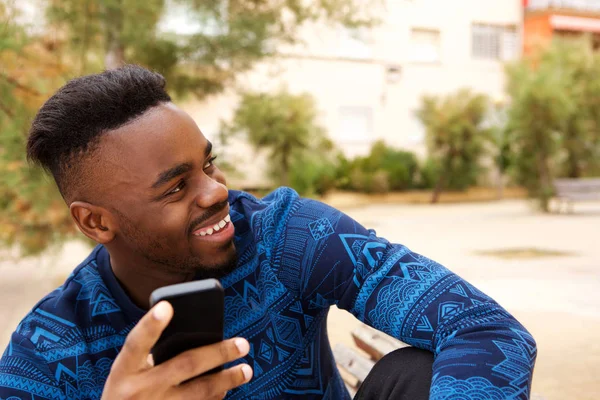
top-left (0, 65), bottom-right (536, 399)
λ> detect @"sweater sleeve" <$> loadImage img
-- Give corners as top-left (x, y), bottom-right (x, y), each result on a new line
top-left (278, 197), bottom-right (537, 399)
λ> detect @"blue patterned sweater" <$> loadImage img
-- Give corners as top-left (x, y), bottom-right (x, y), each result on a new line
top-left (0, 188), bottom-right (536, 399)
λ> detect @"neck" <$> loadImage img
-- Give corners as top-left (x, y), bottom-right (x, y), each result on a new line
top-left (106, 246), bottom-right (193, 310)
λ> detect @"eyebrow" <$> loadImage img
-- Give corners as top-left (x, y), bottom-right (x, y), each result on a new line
top-left (151, 163), bottom-right (192, 189)
top-left (151, 141), bottom-right (213, 189)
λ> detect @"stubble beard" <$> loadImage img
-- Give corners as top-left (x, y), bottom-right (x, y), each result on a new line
top-left (117, 209), bottom-right (239, 279)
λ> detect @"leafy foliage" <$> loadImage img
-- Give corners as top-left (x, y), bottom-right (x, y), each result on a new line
top-left (504, 37), bottom-right (600, 210)
top-left (46, 0), bottom-right (378, 97)
top-left (289, 151), bottom-right (338, 197)
top-left (0, 0), bottom-right (376, 254)
top-left (416, 89), bottom-right (492, 203)
top-left (0, 4), bottom-right (77, 254)
top-left (546, 39), bottom-right (600, 178)
top-left (224, 90), bottom-right (330, 189)
top-left (336, 141), bottom-right (419, 193)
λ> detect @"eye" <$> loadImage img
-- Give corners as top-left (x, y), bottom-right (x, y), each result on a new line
top-left (204, 155), bottom-right (217, 170)
top-left (167, 180), bottom-right (186, 196)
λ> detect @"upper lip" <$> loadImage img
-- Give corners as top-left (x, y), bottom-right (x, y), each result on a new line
top-left (190, 207), bottom-right (230, 235)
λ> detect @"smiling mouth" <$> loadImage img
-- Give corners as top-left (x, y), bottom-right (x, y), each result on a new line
top-left (192, 214), bottom-right (231, 237)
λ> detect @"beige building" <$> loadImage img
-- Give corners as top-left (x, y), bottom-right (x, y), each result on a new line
top-left (182, 0), bottom-right (523, 188)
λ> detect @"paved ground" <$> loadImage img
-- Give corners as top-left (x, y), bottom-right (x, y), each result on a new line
top-left (1, 199), bottom-right (599, 399)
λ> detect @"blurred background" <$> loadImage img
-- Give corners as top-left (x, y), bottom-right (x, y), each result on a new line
top-left (1, 0), bottom-right (600, 398)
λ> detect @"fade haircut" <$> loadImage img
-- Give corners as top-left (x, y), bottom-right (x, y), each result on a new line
top-left (27, 64), bottom-right (171, 202)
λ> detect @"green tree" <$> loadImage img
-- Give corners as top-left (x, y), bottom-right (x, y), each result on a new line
top-left (0, 4), bottom-right (77, 254)
top-left (46, 0), bottom-right (378, 98)
top-left (549, 38), bottom-right (600, 178)
top-left (416, 89), bottom-right (492, 203)
top-left (504, 38), bottom-right (600, 211)
top-left (224, 90), bottom-right (328, 188)
top-left (1, 0), bottom-right (377, 254)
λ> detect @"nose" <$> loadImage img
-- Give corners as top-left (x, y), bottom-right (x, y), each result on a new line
top-left (193, 174), bottom-right (228, 209)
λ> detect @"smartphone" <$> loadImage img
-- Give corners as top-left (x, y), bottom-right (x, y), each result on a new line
top-left (149, 279), bottom-right (224, 372)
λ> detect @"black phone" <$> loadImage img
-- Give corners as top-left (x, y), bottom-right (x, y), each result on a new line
top-left (149, 279), bottom-right (224, 372)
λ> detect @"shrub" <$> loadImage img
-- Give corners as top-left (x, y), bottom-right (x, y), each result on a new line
top-left (417, 89), bottom-right (492, 202)
top-left (335, 141), bottom-right (419, 193)
top-left (289, 152), bottom-right (338, 197)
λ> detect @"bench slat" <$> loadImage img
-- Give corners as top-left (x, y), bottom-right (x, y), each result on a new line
top-left (556, 193), bottom-right (600, 200)
top-left (553, 178), bottom-right (600, 206)
top-left (333, 343), bottom-right (375, 387)
top-left (554, 178), bottom-right (600, 183)
top-left (351, 325), bottom-right (409, 361)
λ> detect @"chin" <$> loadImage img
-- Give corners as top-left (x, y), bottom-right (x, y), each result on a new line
top-left (194, 244), bottom-right (238, 280)
top-left (193, 262), bottom-right (237, 280)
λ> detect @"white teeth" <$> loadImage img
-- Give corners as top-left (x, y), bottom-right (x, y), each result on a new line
top-left (194, 216), bottom-right (231, 237)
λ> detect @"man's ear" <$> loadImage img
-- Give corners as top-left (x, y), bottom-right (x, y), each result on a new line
top-left (69, 201), bottom-right (116, 244)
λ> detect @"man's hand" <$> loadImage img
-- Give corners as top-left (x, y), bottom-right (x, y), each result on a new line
top-left (102, 301), bottom-right (252, 399)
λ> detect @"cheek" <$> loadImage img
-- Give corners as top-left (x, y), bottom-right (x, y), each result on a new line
top-left (135, 205), bottom-right (188, 243)
top-left (159, 207), bottom-right (189, 236)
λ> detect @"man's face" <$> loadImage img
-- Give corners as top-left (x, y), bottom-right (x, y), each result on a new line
top-left (96, 103), bottom-right (237, 277)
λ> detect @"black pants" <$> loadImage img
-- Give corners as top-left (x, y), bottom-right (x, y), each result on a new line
top-left (354, 347), bottom-right (434, 400)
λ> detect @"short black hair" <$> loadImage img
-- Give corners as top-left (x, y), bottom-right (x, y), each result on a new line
top-left (27, 64), bottom-right (172, 201)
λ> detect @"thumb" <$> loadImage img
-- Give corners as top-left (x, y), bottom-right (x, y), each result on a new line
top-left (113, 301), bottom-right (173, 373)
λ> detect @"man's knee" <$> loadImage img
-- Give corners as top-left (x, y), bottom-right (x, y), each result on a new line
top-left (373, 346), bottom-right (433, 380)
top-left (354, 347), bottom-right (433, 400)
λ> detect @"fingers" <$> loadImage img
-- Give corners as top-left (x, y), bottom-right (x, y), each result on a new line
top-left (156, 338), bottom-right (250, 385)
top-left (114, 301), bottom-right (173, 373)
top-left (174, 363), bottom-right (253, 399)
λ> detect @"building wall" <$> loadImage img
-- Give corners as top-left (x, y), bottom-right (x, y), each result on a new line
top-left (523, 0), bottom-right (600, 55)
top-left (523, 12), bottom-right (553, 54)
top-left (182, 0), bottom-right (523, 189)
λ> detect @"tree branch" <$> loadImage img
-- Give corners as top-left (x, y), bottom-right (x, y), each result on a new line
top-left (0, 72), bottom-right (41, 96)
top-left (0, 99), bottom-right (14, 117)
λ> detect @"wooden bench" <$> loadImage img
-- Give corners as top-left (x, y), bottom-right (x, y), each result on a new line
top-left (333, 323), bottom-right (546, 399)
top-left (553, 178), bottom-right (600, 213)
top-left (333, 325), bottom-right (408, 396)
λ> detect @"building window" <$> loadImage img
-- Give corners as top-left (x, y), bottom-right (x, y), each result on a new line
top-left (337, 28), bottom-right (373, 60)
top-left (409, 28), bottom-right (441, 63)
top-left (338, 107), bottom-right (373, 143)
top-left (472, 24), bottom-right (518, 61)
